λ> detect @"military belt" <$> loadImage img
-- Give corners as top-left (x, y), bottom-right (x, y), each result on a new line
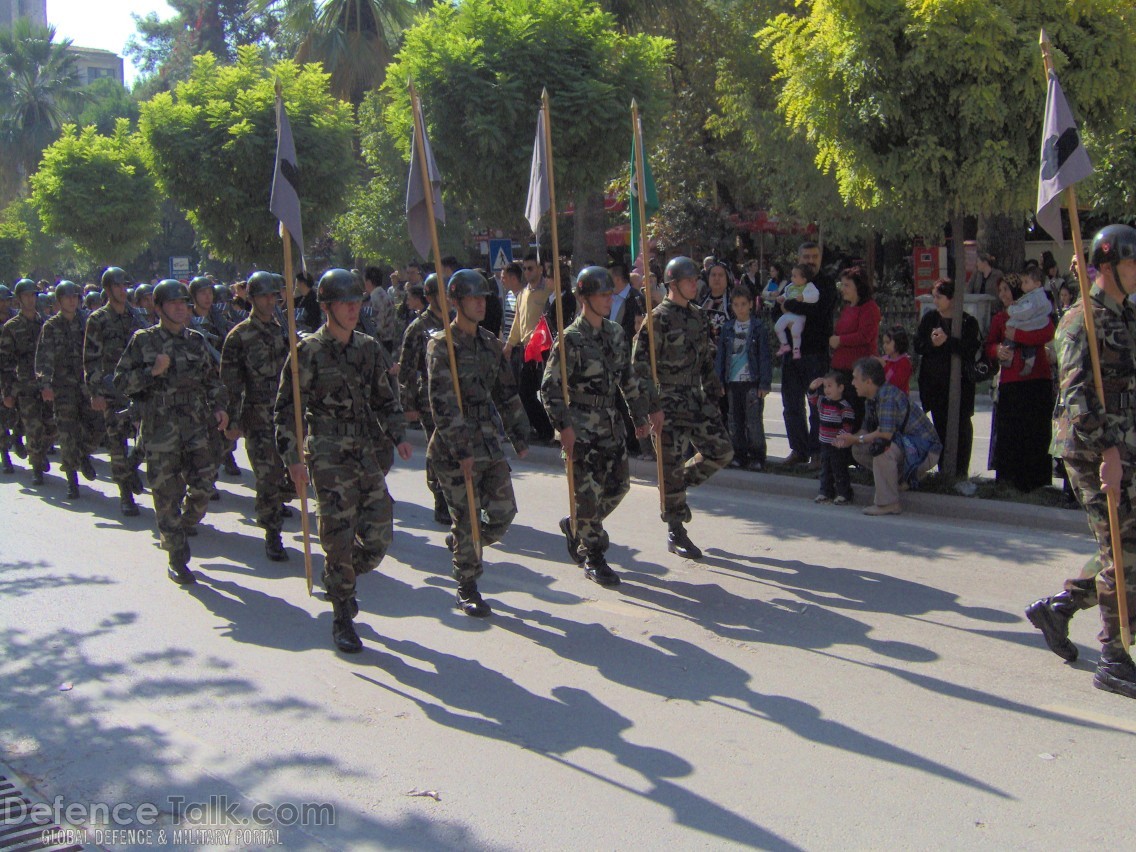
top-left (309, 419), bottom-right (368, 437)
top-left (247, 379), bottom-right (280, 404)
top-left (572, 392), bottom-right (617, 408)
top-left (156, 390), bottom-right (203, 406)
top-left (657, 373), bottom-right (699, 388)
top-left (463, 402), bottom-right (493, 419)
top-left (1104, 392), bottom-right (1135, 409)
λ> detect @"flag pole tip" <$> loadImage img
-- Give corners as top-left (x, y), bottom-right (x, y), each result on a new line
top-left (630, 98), bottom-right (638, 109)
top-left (541, 86), bottom-right (549, 99)
top-left (274, 77), bottom-right (282, 97)
top-left (1039, 28), bottom-right (1050, 46)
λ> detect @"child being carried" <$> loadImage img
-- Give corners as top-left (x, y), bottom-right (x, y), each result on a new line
top-left (775, 263), bottom-right (819, 360)
top-left (1002, 268), bottom-right (1051, 377)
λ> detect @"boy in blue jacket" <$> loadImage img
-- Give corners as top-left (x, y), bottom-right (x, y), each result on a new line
top-left (716, 290), bottom-right (772, 470)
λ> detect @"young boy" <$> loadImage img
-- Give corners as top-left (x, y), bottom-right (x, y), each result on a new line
top-left (715, 289), bottom-right (772, 470)
top-left (1003, 267), bottom-right (1052, 376)
top-left (808, 371), bottom-right (856, 504)
top-left (775, 263), bottom-right (820, 359)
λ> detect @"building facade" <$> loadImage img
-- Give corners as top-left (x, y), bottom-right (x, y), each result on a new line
top-left (0, 0), bottom-right (48, 29)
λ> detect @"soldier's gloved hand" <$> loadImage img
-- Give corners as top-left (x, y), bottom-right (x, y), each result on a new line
top-left (559, 426), bottom-right (576, 461)
top-left (151, 353), bottom-right (171, 376)
top-left (1101, 445), bottom-right (1122, 495)
top-left (396, 442), bottom-right (412, 461)
top-left (406, 409), bottom-right (419, 422)
top-left (91, 395), bottom-right (107, 412)
top-left (288, 463), bottom-right (309, 492)
top-left (41, 387), bottom-right (54, 403)
top-left (214, 409), bottom-right (229, 432)
top-left (2, 396), bottom-right (13, 408)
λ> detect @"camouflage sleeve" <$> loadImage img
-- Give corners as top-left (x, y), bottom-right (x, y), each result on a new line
top-left (1058, 312), bottom-right (1122, 454)
top-left (427, 335), bottom-right (475, 460)
top-left (203, 338), bottom-right (228, 413)
top-left (613, 325), bottom-right (650, 424)
top-left (700, 313), bottom-right (724, 398)
top-left (113, 331), bottom-right (156, 401)
top-left (397, 322), bottom-right (422, 413)
top-left (274, 346), bottom-right (307, 468)
top-left (34, 321), bottom-right (56, 389)
top-left (376, 290), bottom-right (398, 355)
top-left (540, 335), bottom-right (571, 433)
top-left (373, 343), bottom-right (406, 444)
top-left (491, 342), bottom-right (530, 454)
top-left (82, 312), bottom-right (105, 393)
top-left (631, 320), bottom-right (660, 411)
top-left (219, 328), bottom-right (244, 424)
top-left (0, 325), bottom-right (15, 398)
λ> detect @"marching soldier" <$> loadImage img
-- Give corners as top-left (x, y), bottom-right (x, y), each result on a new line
top-left (0, 284), bottom-right (17, 472)
top-left (399, 273), bottom-right (451, 525)
top-left (84, 266), bottom-right (147, 515)
top-left (1027, 224), bottom-right (1136, 698)
top-left (541, 266), bottom-right (659, 586)
top-left (215, 282), bottom-right (247, 328)
top-left (36, 281), bottom-right (101, 499)
top-left (134, 283), bottom-right (159, 326)
top-left (114, 280), bottom-right (230, 585)
top-left (189, 275), bottom-right (240, 480)
top-left (427, 269), bottom-right (530, 617)
top-left (632, 256), bottom-right (733, 560)
top-left (221, 271), bottom-right (292, 562)
top-left (275, 269), bottom-right (412, 654)
top-left (1, 279), bottom-right (51, 484)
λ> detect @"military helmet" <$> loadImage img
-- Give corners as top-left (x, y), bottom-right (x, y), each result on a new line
top-left (406, 281), bottom-right (426, 301)
top-left (84, 291), bottom-right (102, 309)
top-left (317, 268), bottom-right (364, 303)
top-left (0, 284), bottom-right (12, 300)
top-left (54, 280), bottom-right (81, 300)
top-left (664, 256), bottom-right (699, 285)
top-left (154, 279), bottom-right (191, 306)
top-left (575, 265), bottom-right (615, 297)
top-left (424, 272), bottom-right (440, 299)
top-left (13, 278), bottom-right (36, 297)
top-left (188, 276), bottom-right (213, 299)
top-left (101, 266), bottom-right (128, 289)
top-left (134, 283), bottom-right (154, 301)
top-left (213, 283), bottom-right (232, 304)
top-left (247, 270), bottom-right (281, 298)
top-left (447, 269), bottom-right (491, 300)
top-left (1090, 225), bottom-right (1136, 270)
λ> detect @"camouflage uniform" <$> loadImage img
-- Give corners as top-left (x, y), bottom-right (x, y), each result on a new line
top-left (114, 324), bottom-right (228, 558)
top-left (191, 306), bottom-right (235, 475)
top-left (1049, 286), bottom-right (1136, 652)
top-left (36, 311), bottom-right (101, 477)
top-left (399, 307), bottom-right (447, 500)
top-left (632, 298), bottom-right (733, 525)
top-left (84, 302), bottom-right (146, 488)
top-left (221, 314), bottom-right (292, 534)
top-left (274, 325), bottom-right (406, 604)
top-left (1, 311), bottom-right (50, 473)
top-left (427, 322), bottom-right (529, 584)
top-left (541, 314), bottom-right (649, 561)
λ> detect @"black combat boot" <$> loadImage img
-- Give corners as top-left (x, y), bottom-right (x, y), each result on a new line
top-left (12, 434), bottom-right (26, 459)
top-left (280, 503), bottom-right (293, 518)
top-left (167, 545), bottom-right (196, 585)
top-left (129, 465), bottom-right (145, 494)
top-left (31, 462), bottom-right (44, 485)
top-left (585, 553), bottom-right (621, 588)
top-left (1, 449), bottom-right (13, 474)
top-left (79, 455), bottom-right (96, 481)
top-left (433, 491), bottom-right (451, 526)
top-left (265, 528), bottom-right (289, 562)
top-left (1025, 591), bottom-right (1080, 661)
top-left (119, 483), bottom-right (139, 517)
top-left (455, 583), bottom-right (492, 617)
top-left (41, 456), bottom-right (50, 473)
top-left (331, 598), bottom-right (363, 653)
top-left (1093, 647), bottom-right (1136, 699)
top-left (560, 516), bottom-right (584, 565)
top-left (66, 469), bottom-right (80, 499)
top-left (223, 453), bottom-right (241, 477)
top-left (667, 523), bottom-right (702, 560)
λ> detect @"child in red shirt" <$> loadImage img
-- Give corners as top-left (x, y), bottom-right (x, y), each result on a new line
top-left (881, 325), bottom-right (912, 394)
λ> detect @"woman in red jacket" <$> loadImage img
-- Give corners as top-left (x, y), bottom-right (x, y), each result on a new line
top-left (985, 274), bottom-right (1056, 491)
top-left (829, 267), bottom-right (882, 425)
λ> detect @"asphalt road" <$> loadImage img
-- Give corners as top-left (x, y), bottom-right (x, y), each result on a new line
top-left (1, 439), bottom-right (1131, 851)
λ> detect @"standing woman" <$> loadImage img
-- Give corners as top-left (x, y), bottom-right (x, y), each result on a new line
top-left (913, 278), bottom-right (982, 477)
top-left (829, 267), bottom-right (881, 425)
top-left (985, 274), bottom-right (1056, 491)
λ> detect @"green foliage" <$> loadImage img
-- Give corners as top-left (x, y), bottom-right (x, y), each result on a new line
top-left (0, 197), bottom-right (85, 281)
top-left (137, 48), bottom-right (354, 267)
top-left (30, 122), bottom-right (161, 264)
top-left (759, 0), bottom-right (1136, 236)
top-left (377, 0), bottom-right (671, 229)
top-left (74, 78), bottom-right (140, 135)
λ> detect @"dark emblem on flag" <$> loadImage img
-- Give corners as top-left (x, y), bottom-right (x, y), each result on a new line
top-left (280, 158), bottom-right (300, 193)
top-left (1040, 127), bottom-right (1080, 181)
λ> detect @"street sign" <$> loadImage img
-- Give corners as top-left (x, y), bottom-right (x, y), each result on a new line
top-left (488, 239), bottom-right (513, 271)
top-left (169, 256), bottom-right (191, 280)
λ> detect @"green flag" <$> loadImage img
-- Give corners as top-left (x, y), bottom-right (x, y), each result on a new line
top-left (630, 130), bottom-right (658, 261)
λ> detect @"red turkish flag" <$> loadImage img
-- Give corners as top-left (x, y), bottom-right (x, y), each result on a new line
top-left (524, 315), bottom-right (552, 363)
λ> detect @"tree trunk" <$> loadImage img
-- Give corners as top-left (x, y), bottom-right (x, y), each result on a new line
top-left (977, 212), bottom-right (1025, 273)
top-left (572, 188), bottom-right (608, 273)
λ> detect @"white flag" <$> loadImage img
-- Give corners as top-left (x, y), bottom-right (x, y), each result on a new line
top-left (1036, 70), bottom-right (1093, 244)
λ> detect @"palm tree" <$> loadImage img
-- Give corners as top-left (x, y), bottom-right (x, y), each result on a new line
top-left (249, 0), bottom-right (423, 105)
top-left (0, 20), bottom-right (84, 193)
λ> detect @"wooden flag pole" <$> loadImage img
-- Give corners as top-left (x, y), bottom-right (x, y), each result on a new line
top-left (409, 80), bottom-right (480, 558)
top-left (1039, 32), bottom-right (1128, 650)
top-left (631, 100), bottom-right (666, 513)
top-left (541, 88), bottom-right (578, 538)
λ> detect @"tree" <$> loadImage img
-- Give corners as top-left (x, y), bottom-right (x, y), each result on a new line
top-left (30, 122), bottom-right (161, 265)
top-left (74, 78), bottom-right (141, 136)
top-left (138, 47), bottom-right (355, 267)
top-left (377, 0), bottom-right (670, 265)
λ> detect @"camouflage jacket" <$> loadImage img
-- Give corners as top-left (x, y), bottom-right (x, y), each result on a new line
top-left (0, 312), bottom-right (44, 397)
top-left (540, 314), bottom-right (650, 449)
top-left (221, 314), bottom-right (291, 434)
top-left (113, 324), bottom-right (228, 450)
top-left (1051, 286), bottom-right (1136, 461)
top-left (84, 303), bottom-right (146, 403)
top-left (426, 322), bottom-right (529, 463)
top-left (189, 306), bottom-right (230, 364)
top-left (398, 307), bottom-right (447, 416)
top-left (36, 312), bottom-right (87, 391)
top-left (274, 326), bottom-right (406, 468)
top-left (631, 298), bottom-right (723, 412)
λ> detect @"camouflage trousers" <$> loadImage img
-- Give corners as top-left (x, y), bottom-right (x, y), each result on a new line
top-left (51, 386), bottom-right (101, 473)
top-left (1, 401), bottom-right (19, 451)
top-left (147, 440), bottom-right (214, 555)
top-left (437, 456), bottom-right (517, 584)
top-left (567, 441), bottom-right (630, 559)
top-left (658, 396), bottom-right (733, 525)
top-left (100, 406), bottom-right (141, 487)
top-left (422, 414), bottom-right (442, 498)
top-left (308, 436), bottom-right (393, 603)
top-left (245, 427), bottom-right (290, 532)
top-left (1065, 456), bottom-right (1136, 652)
top-left (12, 389), bottom-right (51, 467)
